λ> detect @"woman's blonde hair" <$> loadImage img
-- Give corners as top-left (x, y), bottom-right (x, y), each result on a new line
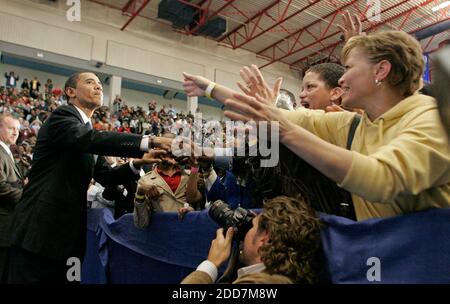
top-left (341, 30), bottom-right (424, 97)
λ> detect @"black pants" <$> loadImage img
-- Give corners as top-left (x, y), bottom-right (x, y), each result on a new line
top-left (8, 246), bottom-right (80, 284)
top-left (0, 246), bottom-right (9, 284)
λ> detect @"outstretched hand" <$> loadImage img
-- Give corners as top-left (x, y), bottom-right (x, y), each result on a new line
top-left (182, 72), bottom-right (211, 97)
top-left (134, 149), bottom-right (167, 167)
top-left (337, 10), bottom-right (366, 42)
top-left (178, 205), bottom-right (194, 220)
top-left (136, 184), bottom-right (160, 201)
top-left (237, 64), bottom-right (282, 106)
top-left (152, 136), bottom-right (173, 151)
top-left (223, 91), bottom-right (285, 125)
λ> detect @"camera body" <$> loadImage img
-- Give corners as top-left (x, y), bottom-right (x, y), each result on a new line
top-left (208, 200), bottom-right (255, 241)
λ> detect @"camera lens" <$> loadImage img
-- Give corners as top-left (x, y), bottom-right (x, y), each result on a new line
top-left (208, 200), bottom-right (255, 240)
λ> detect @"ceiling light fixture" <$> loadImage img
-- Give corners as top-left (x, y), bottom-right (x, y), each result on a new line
top-left (432, 1), bottom-right (450, 12)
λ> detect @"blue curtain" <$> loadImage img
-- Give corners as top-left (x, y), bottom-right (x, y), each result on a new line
top-left (82, 207), bottom-right (450, 284)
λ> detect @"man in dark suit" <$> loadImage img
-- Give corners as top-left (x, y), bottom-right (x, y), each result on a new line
top-left (7, 72), bottom-right (173, 283)
top-left (0, 114), bottom-right (23, 283)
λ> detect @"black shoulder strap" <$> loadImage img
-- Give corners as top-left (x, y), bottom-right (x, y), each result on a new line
top-left (346, 115), bottom-right (361, 150)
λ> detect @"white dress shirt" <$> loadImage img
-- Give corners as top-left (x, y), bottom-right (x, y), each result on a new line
top-left (196, 260), bottom-right (265, 283)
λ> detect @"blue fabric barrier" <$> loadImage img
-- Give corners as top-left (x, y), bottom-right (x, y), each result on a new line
top-left (320, 208), bottom-right (450, 284)
top-left (82, 208), bottom-right (225, 284)
top-left (82, 207), bottom-right (450, 284)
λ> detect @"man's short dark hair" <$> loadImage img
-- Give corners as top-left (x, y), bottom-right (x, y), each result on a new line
top-left (64, 72), bottom-right (87, 102)
top-left (306, 63), bottom-right (345, 89)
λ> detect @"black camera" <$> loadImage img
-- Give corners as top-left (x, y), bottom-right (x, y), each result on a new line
top-left (208, 200), bottom-right (255, 241)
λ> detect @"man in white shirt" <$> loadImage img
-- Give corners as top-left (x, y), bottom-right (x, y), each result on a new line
top-left (181, 196), bottom-right (327, 284)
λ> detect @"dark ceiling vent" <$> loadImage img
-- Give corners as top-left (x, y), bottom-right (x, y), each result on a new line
top-left (196, 17), bottom-right (226, 38)
top-left (158, 0), bottom-right (195, 28)
top-left (158, 0), bottom-right (226, 38)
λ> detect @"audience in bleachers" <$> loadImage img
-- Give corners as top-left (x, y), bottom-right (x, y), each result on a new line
top-left (1, 72), bottom-right (231, 187)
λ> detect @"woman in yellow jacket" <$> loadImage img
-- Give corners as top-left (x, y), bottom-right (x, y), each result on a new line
top-left (183, 30), bottom-right (450, 221)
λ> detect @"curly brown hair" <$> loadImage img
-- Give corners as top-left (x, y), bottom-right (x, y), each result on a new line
top-left (258, 196), bottom-right (326, 284)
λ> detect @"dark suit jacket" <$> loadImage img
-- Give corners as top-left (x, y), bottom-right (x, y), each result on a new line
top-left (0, 145), bottom-right (23, 247)
top-left (9, 105), bottom-right (145, 260)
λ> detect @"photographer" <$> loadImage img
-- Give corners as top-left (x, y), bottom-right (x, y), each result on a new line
top-left (181, 196), bottom-right (326, 284)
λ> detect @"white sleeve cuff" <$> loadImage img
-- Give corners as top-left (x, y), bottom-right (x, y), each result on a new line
top-left (129, 160), bottom-right (141, 175)
top-left (196, 260), bottom-right (218, 282)
top-left (140, 135), bottom-right (149, 152)
top-left (205, 170), bottom-right (218, 192)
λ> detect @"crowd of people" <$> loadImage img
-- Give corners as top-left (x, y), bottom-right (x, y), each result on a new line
top-left (1, 73), bottom-right (239, 178)
top-left (0, 11), bottom-right (449, 284)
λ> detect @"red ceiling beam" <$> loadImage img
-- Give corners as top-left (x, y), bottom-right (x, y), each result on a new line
top-left (257, 0), bottom-right (359, 57)
top-left (422, 34), bottom-right (437, 53)
top-left (231, 0), bottom-right (322, 50)
top-left (121, 0), bottom-right (151, 31)
top-left (177, 0), bottom-right (205, 10)
top-left (218, 0), bottom-right (281, 46)
top-left (289, 0), bottom-right (439, 68)
top-left (186, 0), bottom-right (237, 35)
top-left (260, 0), bottom-right (414, 69)
top-left (122, 0), bottom-right (137, 14)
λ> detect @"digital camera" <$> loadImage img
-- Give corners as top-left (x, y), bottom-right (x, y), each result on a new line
top-left (208, 200), bottom-right (255, 241)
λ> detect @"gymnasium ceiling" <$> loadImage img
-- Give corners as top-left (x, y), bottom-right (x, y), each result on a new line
top-left (88, 0), bottom-right (450, 71)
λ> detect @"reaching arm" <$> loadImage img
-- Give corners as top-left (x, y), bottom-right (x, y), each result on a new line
top-left (182, 72), bottom-right (237, 104)
top-left (337, 10), bottom-right (366, 42)
top-left (224, 92), bottom-right (353, 184)
top-left (182, 65), bottom-right (282, 106)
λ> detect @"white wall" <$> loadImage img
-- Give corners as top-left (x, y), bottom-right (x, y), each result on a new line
top-left (0, 0), bottom-right (301, 99)
top-left (0, 63), bottom-right (224, 120)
